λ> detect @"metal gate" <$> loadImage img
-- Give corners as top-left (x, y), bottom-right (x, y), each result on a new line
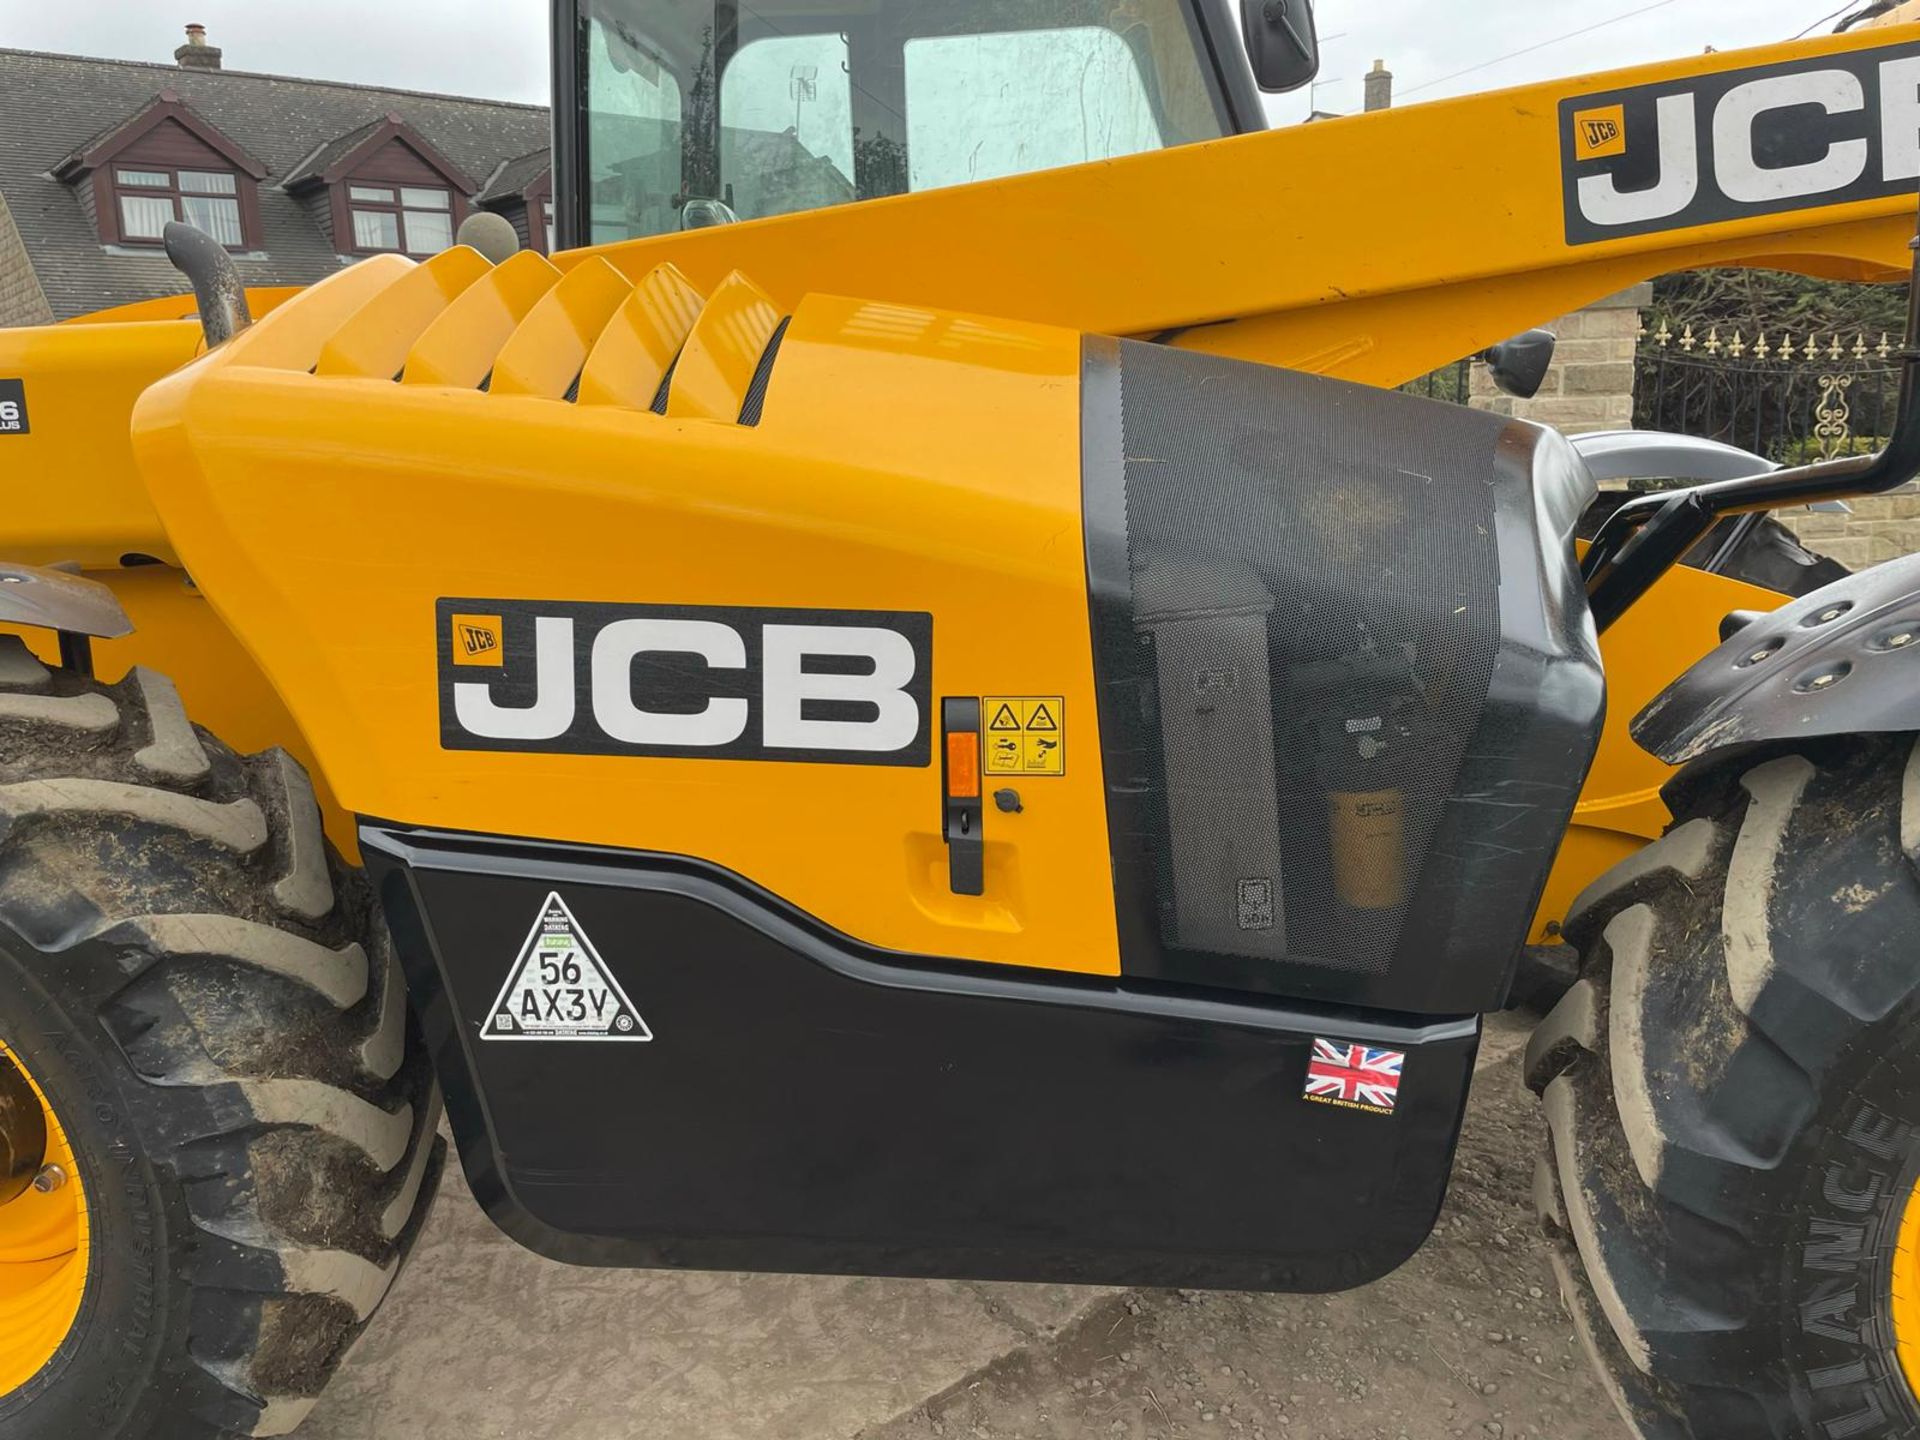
top-left (1635, 321), bottom-right (1904, 463)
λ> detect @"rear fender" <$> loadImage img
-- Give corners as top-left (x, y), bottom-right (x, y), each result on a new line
top-left (1632, 552), bottom-right (1920, 764)
top-left (0, 563), bottom-right (132, 641)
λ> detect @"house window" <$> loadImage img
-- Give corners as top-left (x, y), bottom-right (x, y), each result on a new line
top-left (543, 200), bottom-right (555, 253)
top-left (348, 184), bottom-right (454, 255)
top-left (115, 167), bottom-right (243, 246)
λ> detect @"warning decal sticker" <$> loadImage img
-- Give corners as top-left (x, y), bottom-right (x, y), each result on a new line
top-left (482, 891), bottom-right (652, 1042)
top-left (982, 696), bottom-right (1065, 776)
top-left (1302, 1038), bottom-right (1403, 1115)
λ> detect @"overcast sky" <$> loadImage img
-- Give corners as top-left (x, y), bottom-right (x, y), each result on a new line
top-left (0, 0), bottom-right (1868, 115)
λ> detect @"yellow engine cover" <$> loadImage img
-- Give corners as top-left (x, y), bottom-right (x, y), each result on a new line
top-left (134, 254), bottom-right (1122, 975)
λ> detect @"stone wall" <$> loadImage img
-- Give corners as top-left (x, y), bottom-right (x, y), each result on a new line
top-left (0, 194), bottom-right (52, 329)
top-left (1468, 283), bottom-right (1650, 435)
top-left (1778, 484), bottom-right (1920, 569)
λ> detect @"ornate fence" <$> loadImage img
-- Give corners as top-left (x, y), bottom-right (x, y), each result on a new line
top-left (1400, 358), bottom-right (1472, 404)
top-left (1634, 319), bottom-right (1904, 463)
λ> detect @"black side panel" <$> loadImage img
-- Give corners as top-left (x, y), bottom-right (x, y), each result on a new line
top-left (1086, 339), bottom-right (1604, 1014)
top-left (364, 823), bottom-right (1478, 1292)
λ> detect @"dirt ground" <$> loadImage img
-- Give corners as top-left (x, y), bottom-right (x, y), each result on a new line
top-left (302, 1011), bottom-right (1625, 1440)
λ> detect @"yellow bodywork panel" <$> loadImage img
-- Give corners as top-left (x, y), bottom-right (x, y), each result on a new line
top-left (576, 263), bottom-right (707, 411)
top-left (60, 287), bottom-right (305, 327)
top-left (0, 320), bottom-right (200, 566)
top-left (2, 24), bottom-right (1918, 981)
top-left (1527, 560), bottom-right (1791, 943)
top-left (131, 260), bottom-right (1119, 972)
top-left (0, 319), bottom-right (351, 849)
top-left (315, 248), bottom-right (494, 381)
top-left (666, 273), bottom-right (783, 421)
top-left (400, 251), bottom-right (561, 389)
top-left (490, 258), bottom-right (635, 400)
top-left (564, 25), bottom-right (1920, 387)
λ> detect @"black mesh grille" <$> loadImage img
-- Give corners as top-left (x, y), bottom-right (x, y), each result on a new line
top-left (650, 357), bottom-right (677, 415)
top-left (738, 316), bottom-right (791, 426)
top-left (1092, 340), bottom-right (1507, 981)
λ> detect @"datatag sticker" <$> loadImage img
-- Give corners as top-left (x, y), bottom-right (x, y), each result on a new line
top-left (0, 380), bottom-right (26, 436)
top-left (983, 696), bottom-right (1064, 776)
top-left (1559, 39), bottom-right (1920, 245)
top-left (1303, 1038), bottom-right (1403, 1115)
top-left (483, 891), bottom-right (651, 1042)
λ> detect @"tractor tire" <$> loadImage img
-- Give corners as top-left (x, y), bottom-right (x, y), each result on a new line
top-left (1526, 733), bottom-right (1920, 1439)
top-left (0, 642), bottom-right (442, 1439)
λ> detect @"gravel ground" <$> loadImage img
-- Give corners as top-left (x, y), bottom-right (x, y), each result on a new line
top-left (302, 1011), bottom-right (1626, 1440)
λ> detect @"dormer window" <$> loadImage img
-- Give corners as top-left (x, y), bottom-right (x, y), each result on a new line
top-left (115, 167), bottom-right (243, 246)
top-left (283, 112), bottom-right (476, 260)
top-left (52, 90), bottom-right (265, 252)
top-left (348, 184), bottom-right (453, 255)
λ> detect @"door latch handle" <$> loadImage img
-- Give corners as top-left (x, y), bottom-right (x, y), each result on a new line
top-left (942, 697), bottom-right (984, 896)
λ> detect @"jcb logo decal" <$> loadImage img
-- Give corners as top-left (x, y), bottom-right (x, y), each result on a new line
top-left (450, 614), bottom-right (502, 666)
top-left (460, 625), bottom-right (498, 658)
top-left (437, 598), bottom-right (932, 766)
top-left (1561, 41), bottom-right (1920, 244)
top-left (1573, 105), bottom-right (1625, 161)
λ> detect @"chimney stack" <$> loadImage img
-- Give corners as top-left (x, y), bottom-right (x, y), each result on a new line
top-left (1363, 58), bottom-right (1392, 112)
top-left (174, 23), bottom-right (223, 72)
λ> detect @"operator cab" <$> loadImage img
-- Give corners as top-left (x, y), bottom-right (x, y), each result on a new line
top-left (550, 0), bottom-right (1316, 248)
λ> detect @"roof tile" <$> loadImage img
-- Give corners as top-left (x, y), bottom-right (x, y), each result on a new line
top-left (0, 47), bottom-right (549, 320)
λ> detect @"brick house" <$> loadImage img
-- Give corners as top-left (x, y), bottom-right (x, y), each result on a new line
top-left (0, 27), bottom-right (553, 325)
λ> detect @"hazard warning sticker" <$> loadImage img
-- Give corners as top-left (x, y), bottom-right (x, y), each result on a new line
top-left (482, 891), bottom-right (651, 1042)
top-left (983, 696), bottom-right (1064, 776)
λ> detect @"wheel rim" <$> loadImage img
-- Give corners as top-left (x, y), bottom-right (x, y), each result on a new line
top-left (1894, 1171), bottom-right (1920, 1403)
top-left (0, 1037), bottom-right (87, 1396)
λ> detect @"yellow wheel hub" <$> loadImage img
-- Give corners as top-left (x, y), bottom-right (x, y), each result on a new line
top-left (1895, 1172), bottom-right (1920, 1404)
top-left (0, 1037), bottom-right (87, 1397)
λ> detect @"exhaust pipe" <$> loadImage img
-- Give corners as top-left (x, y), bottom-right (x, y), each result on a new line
top-left (163, 220), bottom-right (252, 348)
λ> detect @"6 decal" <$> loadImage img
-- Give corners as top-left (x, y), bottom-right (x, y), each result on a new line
top-left (0, 380), bottom-right (25, 436)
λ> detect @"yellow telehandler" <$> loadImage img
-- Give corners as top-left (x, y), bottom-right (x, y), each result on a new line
top-left (4, 3), bottom-right (1920, 1436)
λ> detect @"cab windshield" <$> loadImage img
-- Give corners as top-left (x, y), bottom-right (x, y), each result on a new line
top-left (577, 0), bottom-right (1232, 244)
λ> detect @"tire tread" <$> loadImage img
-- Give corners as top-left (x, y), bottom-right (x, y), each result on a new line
top-left (0, 666), bottom-right (440, 1438)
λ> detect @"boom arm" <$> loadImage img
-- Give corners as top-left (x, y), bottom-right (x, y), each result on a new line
top-left (562, 23), bottom-right (1920, 387)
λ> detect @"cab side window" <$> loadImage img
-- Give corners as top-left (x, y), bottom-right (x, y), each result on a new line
top-left (585, 18), bottom-right (686, 244)
top-left (718, 34), bottom-right (856, 223)
top-left (904, 27), bottom-right (1168, 193)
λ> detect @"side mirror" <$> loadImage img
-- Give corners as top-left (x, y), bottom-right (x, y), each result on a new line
top-left (1480, 329), bottom-right (1558, 400)
top-left (1241, 0), bottom-right (1319, 94)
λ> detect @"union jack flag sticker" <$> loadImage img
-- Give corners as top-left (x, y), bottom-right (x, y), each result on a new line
top-left (1303, 1038), bottom-right (1404, 1115)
